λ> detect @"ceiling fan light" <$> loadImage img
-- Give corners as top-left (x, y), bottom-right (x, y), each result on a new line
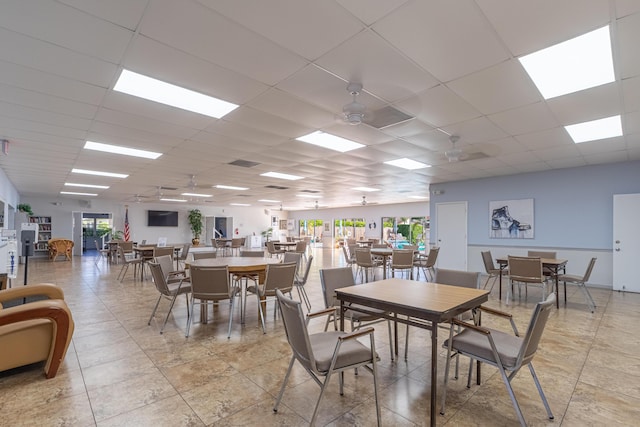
top-left (445, 148), bottom-right (462, 162)
top-left (343, 101), bottom-right (366, 125)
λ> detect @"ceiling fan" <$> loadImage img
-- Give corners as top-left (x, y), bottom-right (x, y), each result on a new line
top-left (445, 135), bottom-right (464, 162)
top-left (341, 82), bottom-right (367, 125)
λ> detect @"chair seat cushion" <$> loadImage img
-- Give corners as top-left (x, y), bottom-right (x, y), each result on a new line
top-left (346, 304), bottom-right (387, 322)
top-left (444, 327), bottom-right (523, 369)
top-left (309, 331), bottom-right (376, 372)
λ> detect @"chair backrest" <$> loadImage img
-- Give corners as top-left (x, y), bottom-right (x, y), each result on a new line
top-left (296, 255), bottom-right (314, 285)
top-left (295, 241), bottom-right (306, 253)
top-left (148, 262), bottom-right (171, 295)
top-left (95, 240), bottom-right (103, 251)
top-left (581, 257), bottom-right (597, 282)
top-left (178, 243), bottom-right (191, 260)
top-left (425, 247), bottom-right (440, 268)
top-left (434, 268), bottom-right (480, 289)
top-left (192, 251), bottom-right (217, 260)
top-left (266, 241), bottom-right (277, 254)
top-left (319, 267), bottom-right (356, 309)
top-left (286, 236), bottom-right (293, 242)
top-left (372, 243), bottom-right (387, 249)
top-left (241, 250), bottom-right (264, 257)
top-left (231, 238), bottom-right (243, 248)
top-left (341, 244), bottom-right (352, 263)
top-left (211, 239), bottom-right (219, 249)
top-left (481, 250), bottom-right (496, 273)
top-left (120, 241), bottom-right (134, 252)
top-left (154, 255), bottom-right (174, 278)
top-left (508, 256), bottom-right (543, 283)
top-left (263, 262), bottom-right (297, 294)
top-left (527, 250), bottom-right (556, 260)
top-left (402, 244), bottom-right (418, 251)
top-left (355, 248), bottom-right (373, 267)
top-left (391, 249), bottom-right (414, 268)
top-left (154, 247), bottom-right (174, 257)
top-left (283, 252), bottom-right (302, 268)
top-left (189, 265), bottom-right (231, 300)
top-left (116, 245), bottom-right (128, 261)
top-left (518, 293), bottom-right (556, 366)
top-left (276, 289), bottom-right (316, 372)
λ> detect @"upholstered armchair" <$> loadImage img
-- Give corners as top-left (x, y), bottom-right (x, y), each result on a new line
top-left (0, 283), bottom-right (75, 378)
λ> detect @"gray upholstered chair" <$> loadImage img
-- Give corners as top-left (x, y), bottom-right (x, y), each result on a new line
top-left (273, 289), bottom-right (380, 426)
top-left (175, 243), bottom-right (191, 269)
top-left (341, 244), bottom-right (356, 269)
top-left (116, 246), bottom-right (142, 282)
top-left (527, 250), bottom-right (558, 279)
top-left (390, 249), bottom-right (414, 279)
top-left (187, 265), bottom-right (240, 338)
top-left (294, 254), bottom-right (313, 312)
top-left (245, 262), bottom-right (297, 333)
top-left (557, 257), bottom-right (597, 312)
top-left (266, 241), bottom-right (285, 258)
top-left (413, 246), bottom-right (439, 281)
top-left (507, 256), bottom-right (547, 304)
top-left (354, 248), bottom-right (380, 283)
top-left (319, 267), bottom-right (394, 361)
top-left (440, 294), bottom-right (556, 427)
top-left (147, 262), bottom-right (192, 334)
top-left (154, 254), bottom-right (188, 285)
top-left (481, 250), bottom-right (503, 292)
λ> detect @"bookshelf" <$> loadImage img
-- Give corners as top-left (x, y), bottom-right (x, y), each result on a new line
top-left (29, 216), bottom-right (52, 254)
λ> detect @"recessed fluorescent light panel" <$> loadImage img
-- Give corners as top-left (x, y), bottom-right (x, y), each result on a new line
top-left (60, 191), bottom-right (97, 196)
top-left (261, 172), bottom-right (304, 181)
top-left (160, 198), bottom-right (187, 202)
top-left (296, 194), bottom-right (321, 199)
top-left (114, 69), bottom-right (239, 118)
top-left (258, 199), bottom-right (281, 203)
top-left (84, 141), bottom-right (162, 159)
top-left (352, 187), bottom-right (380, 192)
top-left (64, 183), bottom-right (109, 189)
top-left (519, 26), bottom-right (614, 99)
top-left (181, 192), bottom-right (212, 198)
top-left (565, 115), bottom-right (622, 143)
top-left (71, 168), bottom-right (128, 178)
top-left (296, 131), bottom-right (365, 152)
top-left (216, 185), bottom-right (248, 191)
top-left (230, 203), bottom-right (250, 206)
top-left (409, 195), bottom-right (429, 200)
top-left (384, 158), bottom-right (430, 170)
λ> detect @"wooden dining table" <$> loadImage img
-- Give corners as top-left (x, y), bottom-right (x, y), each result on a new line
top-left (187, 256), bottom-right (282, 322)
top-left (336, 278), bottom-right (489, 427)
top-left (496, 257), bottom-right (567, 308)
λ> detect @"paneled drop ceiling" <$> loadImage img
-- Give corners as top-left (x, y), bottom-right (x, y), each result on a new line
top-left (0, 0), bottom-right (639, 210)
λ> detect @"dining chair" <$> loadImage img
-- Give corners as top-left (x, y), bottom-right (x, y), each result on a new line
top-left (116, 246), bottom-right (142, 282)
top-left (266, 241), bottom-right (285, 258)
top-left (294, 240), bottom-right (307, 262)
top-left (404, 268), bottom-right (480, 361)
top-left (319, 267), bottom-right (394, 362)
top-left (507, 256), bottom-right (547, 304)
top-left (390, 249), bottom-right (414, 279)
top-left (272, 289), bottom-right (381, 426)
top-left (341, 244), bottom-right (356, 270)
top-left (94, 240), bottom-right (110, 264)
top-left (147, 262), bottom-right (192, 334)
top-left (245, 262), bottom-right (297, 333)
top-left (527, 250), bottom-right (558, 279)
top-left (413, 246), bottom-right (439, 281)
top-left (440, 294), bottom-right (556, 427)
top-left (230, 238), bottom-right (243, 256)
top-left (481, 250), bottom-right (503, 292)
top-left (153, 246), bottom-right (174, 259)
top-left (175, 243), bottom-right (191, 269)
top-left (186, 265), bottom-right (240, 338)
top-left (354, 248), bottom-right (380, 283)
top-left (154, 254), bottom-right (188, 285)
top-left (192, 251), bottom-right (217, 260)
top-left (294, 254), bottom-right (313, 312)
top-left (557, 257), bottom-right (597, 312)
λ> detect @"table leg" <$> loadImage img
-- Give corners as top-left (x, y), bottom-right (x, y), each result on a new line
top-left (554, 266), bottom-right (560, 309)
top-left (499, 266), bottom-right (504, 300)
top-left (339, 300), bottom-right (345, 332)
top-left (394, 313), bottom-right (399, 357)
top-left (430, 321), bottom-right (438, 427)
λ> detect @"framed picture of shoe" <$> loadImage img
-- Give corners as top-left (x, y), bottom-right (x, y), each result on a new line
top-left (489, 198), bottom-right (534, 239)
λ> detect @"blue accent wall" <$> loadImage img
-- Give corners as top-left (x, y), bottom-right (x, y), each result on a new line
top-left (429, 161), bottom-right (640, 250)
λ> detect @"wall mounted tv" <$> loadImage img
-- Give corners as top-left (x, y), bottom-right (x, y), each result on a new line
top-left (147, 210), bottom-right (179, 227)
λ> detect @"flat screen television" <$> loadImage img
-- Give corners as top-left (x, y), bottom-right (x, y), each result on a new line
top-left (147, 210), bottom-right (179, 227)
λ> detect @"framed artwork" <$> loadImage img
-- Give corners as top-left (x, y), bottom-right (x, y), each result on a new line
top-left (271, 216), bottom-right (278, 227)
top-left (489, 198), bottom-right (534, 239)
top-left (279, 219), bottom-right (288, 230)
top-left (323, 222), bottom-right (331, 233)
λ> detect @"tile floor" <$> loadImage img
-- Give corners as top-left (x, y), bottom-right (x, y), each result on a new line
top-left (1, 247), bottom-right (639, 426)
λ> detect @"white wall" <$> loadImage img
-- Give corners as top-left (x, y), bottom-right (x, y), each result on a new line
top-left (19, 195), bottom-right (279, 252)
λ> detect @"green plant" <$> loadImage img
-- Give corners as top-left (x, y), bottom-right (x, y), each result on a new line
top-left (261, 227), bottom-right (273, 238)
top-left (111, 230), bottom-right (124, 240)
top-left (17, 203), bottom-right (34, 216)
top-left (188, 209), bottom-right (203, 238)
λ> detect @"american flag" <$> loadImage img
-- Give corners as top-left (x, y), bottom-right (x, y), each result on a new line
top-left (124, 205), bottom-right (130, 242)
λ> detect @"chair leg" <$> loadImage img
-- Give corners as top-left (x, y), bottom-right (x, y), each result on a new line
top-left (404, 323), bottom-right (410, 361)
top-left (185, 295), bottom-right (196, 337)
top-left (273, 355), bottom-right (296, 413)
top-left (386, 320), bottom-right (394, 362)
top-left (160, 293), bottom-right (179, 334)
top-left (311, 369), bottom-right (333, 426)
top-left (528, 363), bottom-right (554, 420)
top-left (296, 285), bottom-right (311, 312)
top-left (258, 294), bottom-right (266, 333)
top-left (227, 296), bottom-right (235, 338)
top-left (148, 295), bottom-right (163, 325)
top-left (578, 283), bottom-right (596, 312)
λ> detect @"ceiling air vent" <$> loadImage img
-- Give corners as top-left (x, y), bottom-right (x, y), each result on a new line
top-left (229, 159), bottom-right (260, 168)
top-left (363, 105), bottom-right (414, 129)
top-left (265, 185), bottom-right (288, 190)
top-left (299, 189), bottom-right (320, 193)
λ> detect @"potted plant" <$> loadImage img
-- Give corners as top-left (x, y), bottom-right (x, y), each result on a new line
top-left (188, 209), bottom-right (203, 245)
top-left (261, 227), bottom-right (273, 244)
top-left (17, 203), bottom-right (34, 216)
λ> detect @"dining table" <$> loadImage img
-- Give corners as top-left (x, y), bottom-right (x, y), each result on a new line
top-left (187, 256), bottom-right (282, 322)
top-left (496, 256), bottom-right (567, 308)
top-left (274, 241), bottom-right (297, 251)
top-left (370, 247), bottom-right (393, 279)
top-left (335, 278), bottom-right (489, 427)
